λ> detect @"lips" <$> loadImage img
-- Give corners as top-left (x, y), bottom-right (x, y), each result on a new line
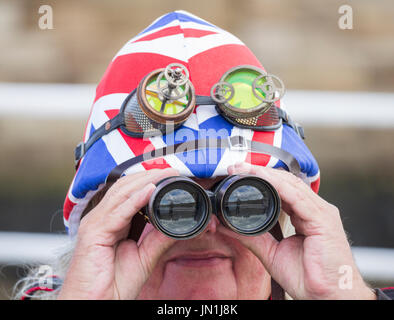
top-left (167, 252), bottom-right (231, 268)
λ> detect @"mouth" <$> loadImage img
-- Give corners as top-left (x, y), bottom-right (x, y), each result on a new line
top-left (167, 252), bottom-right (231, 268)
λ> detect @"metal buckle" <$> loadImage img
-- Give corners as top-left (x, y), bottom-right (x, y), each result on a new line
top-left (74, 142), bottom-right (85, 167)
top-left (295, 124), bottom-right (305, 140)
top-left (228, 136), bottom-right (248, 151)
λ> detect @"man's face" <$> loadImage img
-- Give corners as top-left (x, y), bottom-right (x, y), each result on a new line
top-left (136, 177), bottom-right (272, 300)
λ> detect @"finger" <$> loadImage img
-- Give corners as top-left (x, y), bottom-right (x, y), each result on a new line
top-left (228, 163), bottom-right (327, 236)
top-left (217, 224), bottom-right (279, 274)
top-left (103, 168), bottom-right (178, 205)
top-left (100, 168), bottom-right (179, 214)
top-left (137, 228), bottom-right (177, 277)
top-left (78, 182), bottom-right (156, 247)
top-left (230, 162), bottom-right (320, 204)
top-left (114, 168), bottom-right (177, 189)
top-left (114, 231), bottom-right (176, 299)
top-left (103, 183), bottom-right (156, 235)
top-left (217, 224), bottom-right (306, 293)
top-left (79, 169), bottom-right (179, 245)
top-left (228, 162), bottom-right (320, 218)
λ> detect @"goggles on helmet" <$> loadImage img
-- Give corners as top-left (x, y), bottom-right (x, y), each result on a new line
top-left (74, 63), bottom-right (304, 168)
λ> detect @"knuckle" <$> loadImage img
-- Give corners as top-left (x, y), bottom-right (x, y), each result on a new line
top-left (291, 174), bottom-right (306, 187)
top-left (318, 201), bottom-right (340, 216)
top-left (280, 170), bottom-right (305, 186)
top-left (77, 217), bottom-right (97, 244)
top-left (328, 203), bottom-right (340, 215)
top-left (327, 204), bottom-right (341, 221)
top-left (78, 213), bottom-right (94, 233)
top-left (294, 188), bottom-right (308, 203)
top-left (106, 187), bottom-right (129, 205)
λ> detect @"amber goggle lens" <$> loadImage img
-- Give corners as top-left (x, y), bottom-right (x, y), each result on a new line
top-left (137, 63), bottom-right (196, 125)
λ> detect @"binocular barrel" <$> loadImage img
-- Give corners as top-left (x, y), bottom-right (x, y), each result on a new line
top-left (144, 175), bottom-right (281, 240)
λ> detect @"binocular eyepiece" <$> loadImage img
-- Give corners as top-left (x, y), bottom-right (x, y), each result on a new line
top-left (142, 175), bottom-right (281, 240)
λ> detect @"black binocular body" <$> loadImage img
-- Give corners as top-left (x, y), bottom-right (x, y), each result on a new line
top-left (140, 175), bottom-right (281, 240)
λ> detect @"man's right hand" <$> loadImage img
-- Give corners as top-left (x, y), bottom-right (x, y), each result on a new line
top-left (57, 168), bottom-right (178, 300)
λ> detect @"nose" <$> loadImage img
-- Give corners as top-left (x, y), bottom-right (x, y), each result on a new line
top-left (204, 214), bottom-right (220, 234)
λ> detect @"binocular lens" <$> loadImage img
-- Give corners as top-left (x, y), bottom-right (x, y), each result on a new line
top-left (151, 180), bottom-right (210, 238)
top-left (221, 179), bottom-right (279, 235)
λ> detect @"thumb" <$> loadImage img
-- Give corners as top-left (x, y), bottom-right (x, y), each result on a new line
top-left (137, 229), bottom-right (177, 277)
top-left (217, 225), bottom-right (280, 277)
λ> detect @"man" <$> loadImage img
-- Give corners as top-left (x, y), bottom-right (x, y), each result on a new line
top-left (42, 11), bottom-right (392, 300)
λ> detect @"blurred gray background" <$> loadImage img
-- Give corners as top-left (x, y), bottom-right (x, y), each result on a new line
top-left (0, 0), bottom-right (393, 299)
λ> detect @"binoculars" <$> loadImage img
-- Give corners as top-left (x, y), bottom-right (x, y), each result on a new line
top-left (139, 175), bottom-right (281, 240)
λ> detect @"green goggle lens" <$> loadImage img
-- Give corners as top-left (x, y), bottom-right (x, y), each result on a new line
top-left (223, 69), bottom-right (266, 110)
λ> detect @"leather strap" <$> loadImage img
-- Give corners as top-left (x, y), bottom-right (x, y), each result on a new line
top-left (195, 95), bottom-right (216, 105)
top-left (75, 113), bottom-right (124, 166)
top-left (269, 223), bottom-right (286, 300)
top-left (74, 95), bottom-right (304, 169)
top-left (106, 135), bottom-right (301, 183)
top-left (128, 212), bottom-right (148, 243)
top-left (75, 95), bottom-right (214, 166)
top-left (277, 108), bottom-right (305, 139)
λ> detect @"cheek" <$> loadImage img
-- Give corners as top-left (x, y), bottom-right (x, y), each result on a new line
top-left (137, 259), bottom-right (168, 299)
top-left (230, 240), bottom-right (271, 299)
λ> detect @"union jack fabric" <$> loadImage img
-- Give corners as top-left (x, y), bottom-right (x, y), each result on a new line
top-left (63, 10), bottom-right (320, 236)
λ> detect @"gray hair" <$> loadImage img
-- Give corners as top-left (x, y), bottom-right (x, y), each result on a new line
top-left (13, 238), bottom-right (76, 300)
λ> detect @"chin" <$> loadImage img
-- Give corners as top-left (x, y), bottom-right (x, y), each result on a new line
top-left (138, 271), bottom-right (238, 300)
top-left (157, 283), bottom-right (237, 300)
top-left (176, 288), bottom-right (235, 300)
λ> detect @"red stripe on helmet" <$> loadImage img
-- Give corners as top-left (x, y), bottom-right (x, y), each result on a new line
top-left (134, 26), bottom-right (216, 43)
top-left (311, 177), bottom-right (320, 193)
top-left (246, 131), bottom-right (275, 167)
top-left (95, 53), bottom-right (188, 103)
top-left (183, 28), bottom-right (217, 38)
top-left (63, 196), bottom-right (77, 221)
top-left (103, 108), bottom-right (171, 171)
top-left (188, 44), bottom-right (264, 96)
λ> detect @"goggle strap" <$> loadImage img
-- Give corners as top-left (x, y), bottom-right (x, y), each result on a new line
top-left (277, 108), bottom-right (305, 139)
top-left (74, 95), bottom-right (213, 169)
top-left (196, 95), bottom-right (305, 140)
top-left (195, 95), bottom-right (216, 105)
top-left (74, 92), bottom-right (303, 170)
top-left (74, 113), bottom-right (125, 168)
top-left (105, 136), bottom-right (301, 183)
